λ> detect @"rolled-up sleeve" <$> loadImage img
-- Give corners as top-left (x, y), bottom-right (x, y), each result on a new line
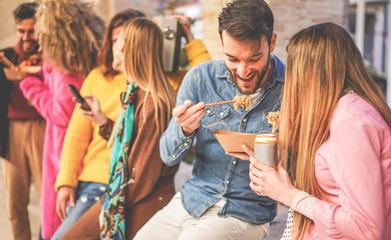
top-left (160, 66), bottom-right (200, 166)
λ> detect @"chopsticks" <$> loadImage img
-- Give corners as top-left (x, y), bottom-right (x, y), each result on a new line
top-left (0, 55), bottom-right (16, 68)
top-left (205, 100), bottom-right (235, 107)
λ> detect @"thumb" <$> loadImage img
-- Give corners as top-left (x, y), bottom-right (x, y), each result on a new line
top-left (277, 161), bottom-right (285, 173)
top-left (69, 192), bottom-right (76, 207)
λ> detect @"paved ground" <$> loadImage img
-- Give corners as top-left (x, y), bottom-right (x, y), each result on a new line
top-left (0, 160), bottom-right (41, 240)
top-left (0, 160), bottom-right (286, 240)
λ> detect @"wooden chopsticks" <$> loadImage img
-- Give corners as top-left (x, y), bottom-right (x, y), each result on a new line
top-left (205, 100), bottom-right (235, 107)
top-left (0, 55), bottom-right (16, 68)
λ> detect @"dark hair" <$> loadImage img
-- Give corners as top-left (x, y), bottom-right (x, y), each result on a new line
top-left (13, 2), bottom-right (38, 23)
top-left (97, 9), bottom-right (145, 78)
top-left (218, 0), bottom-right (274, 44)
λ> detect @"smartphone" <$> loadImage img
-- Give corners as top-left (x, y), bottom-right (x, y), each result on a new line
top-left (67, 84), bottom-right (91, 111)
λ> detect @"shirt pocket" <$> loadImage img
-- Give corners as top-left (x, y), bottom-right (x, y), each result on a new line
top-left (201, 106), bottom-right (230, 136)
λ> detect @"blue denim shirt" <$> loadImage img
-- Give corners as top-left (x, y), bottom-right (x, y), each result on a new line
top-left (160, 55), bottom-right (285, 225)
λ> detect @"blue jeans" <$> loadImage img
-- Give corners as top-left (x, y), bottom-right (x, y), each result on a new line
top-left (50, 181), bottom-right (107, 240)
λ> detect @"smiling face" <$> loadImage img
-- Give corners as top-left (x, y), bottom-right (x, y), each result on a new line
top-left (16, 18), bottom-right (37, 54)
top-left (112, 27), bottom-right (125, 71)
top-left (222, 30), bottom-right (276, 95)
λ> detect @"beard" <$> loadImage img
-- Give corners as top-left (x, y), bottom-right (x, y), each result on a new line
top-left (20, 39), bottom-right (38, 54)
top-left (228, 53), bottom-right (271, 95)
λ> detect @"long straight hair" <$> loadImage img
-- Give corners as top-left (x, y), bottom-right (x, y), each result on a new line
top-left (279, 22), bottom-right (391, 238)
top-left (122, 18), bottom-right (176, 134)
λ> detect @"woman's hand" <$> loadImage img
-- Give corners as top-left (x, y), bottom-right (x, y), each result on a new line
top-left (226, 144), bottom-right (253, 161)
top-left (249, 157), bottom-right (298, 207)
top-left (77, 95), bottom-right (108, 126)
top-left (56, 186), bottom-right (75, 221)
top-left (229, 144), bottom-right (298, 207)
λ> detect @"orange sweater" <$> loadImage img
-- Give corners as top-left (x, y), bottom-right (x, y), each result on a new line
top-left (55, 39), bottom-right (211, 190)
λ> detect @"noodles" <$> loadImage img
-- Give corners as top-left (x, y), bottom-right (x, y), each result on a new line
top-left (266, 111), bottom-right (280, 133)
top-left (233, 95), bottom-right (251, 112)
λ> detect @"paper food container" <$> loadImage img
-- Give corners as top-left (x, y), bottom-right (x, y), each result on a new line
top-left (213, 129), bottom-right (257, 152)
top-left (4, 66), bottom-right (41, 81)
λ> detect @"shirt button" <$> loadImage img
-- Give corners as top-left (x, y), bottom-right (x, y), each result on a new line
top-left (233, 160), bottom-right (237, 164)
top-left (172, 154), bottom-right (176, 158)
top-left (186, 139), bottom-right (190, 142)
top-left (242, 119), bottom-right (247, 123)
top-left (206, 109), bottom-right (211, 114)
top-left (220, 112), bottom-right (224, 117)
top-left (184, 143), bottom-right (188, 147)
top-left (225, 180), bottom-right (229, 184)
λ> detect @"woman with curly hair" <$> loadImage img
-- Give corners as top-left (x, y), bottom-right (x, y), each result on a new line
top-left (19, 0), bottom-right (105, 239)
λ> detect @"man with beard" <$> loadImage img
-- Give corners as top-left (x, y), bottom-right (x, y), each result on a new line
top-left (0, 2), bottom-right (45, 240)
top-left (134, 0), bottom-right (285, 239)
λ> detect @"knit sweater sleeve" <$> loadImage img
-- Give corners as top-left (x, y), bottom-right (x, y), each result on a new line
top-left (184, 39), bottom-right (211, 68)
top-left (20, 62), bottom-right (82, 127)
top-left (55, 70), bottom-right (96, 190)
top-left (166, 39), bottom-right (211, 92)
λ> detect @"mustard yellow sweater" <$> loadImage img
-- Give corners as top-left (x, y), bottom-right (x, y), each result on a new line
top-left (55, 39), bottom-right (211, 190)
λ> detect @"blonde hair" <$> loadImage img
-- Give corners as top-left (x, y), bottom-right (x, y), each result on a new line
top-left (35, 0), bottom-right (105, 77)
top-left (122, 17), bottom-right (176, 134)
top-left (280, 22), bottom-right (391, 238)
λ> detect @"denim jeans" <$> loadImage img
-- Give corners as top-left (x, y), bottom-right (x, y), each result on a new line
top-left (50, 181), bottom-right (107, 240)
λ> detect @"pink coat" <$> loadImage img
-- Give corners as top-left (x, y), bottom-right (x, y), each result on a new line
top-left (20, 62), bottom-right (84, 239)
top-left (308, 93), bottom-right (391, 239)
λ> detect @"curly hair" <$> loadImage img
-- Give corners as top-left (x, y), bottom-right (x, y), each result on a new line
top-left (35, 0), bottom-right (105, 77)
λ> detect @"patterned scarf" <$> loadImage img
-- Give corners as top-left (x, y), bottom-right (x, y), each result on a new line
top-left (100, 83), bottom-right (137, 240)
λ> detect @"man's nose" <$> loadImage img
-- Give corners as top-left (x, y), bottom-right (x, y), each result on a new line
top-left (23, 32), bottom-right (31, 41)
top-left (237, 62), bottom-right (250, 78)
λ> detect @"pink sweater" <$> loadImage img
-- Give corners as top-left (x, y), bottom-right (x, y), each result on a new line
top-left (20, 62), bottom-right (84, 239)
top-left (308, 93), bottom-right (391, 239)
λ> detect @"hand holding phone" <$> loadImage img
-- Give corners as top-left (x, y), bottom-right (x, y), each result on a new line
top-left (67, 84), bottom-right (91, 111)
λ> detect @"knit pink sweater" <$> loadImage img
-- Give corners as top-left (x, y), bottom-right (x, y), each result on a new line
top-left (20, 62), bottom-right (84, 239)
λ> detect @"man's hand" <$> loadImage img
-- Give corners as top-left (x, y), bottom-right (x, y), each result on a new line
top-left (173, 100), bottom-right (205, 136)
top-left (56, 186), bottom-right (76, 221)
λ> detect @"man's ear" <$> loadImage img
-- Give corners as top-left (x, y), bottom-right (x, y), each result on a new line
top-left (269, 33), bottom-right (277, 53)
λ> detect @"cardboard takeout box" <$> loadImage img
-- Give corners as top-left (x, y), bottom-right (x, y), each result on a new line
top-left (213, 129), bottom-right (257, 153)
top-left (4, 66), bottom-right (41, 81)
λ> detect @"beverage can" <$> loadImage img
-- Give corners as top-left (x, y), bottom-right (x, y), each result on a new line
top-left (253, 133), bottom-right (277, 167)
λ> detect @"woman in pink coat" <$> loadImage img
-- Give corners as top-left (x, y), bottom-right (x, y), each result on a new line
top-left (230, 23), bottom-right (391, 239)
top-left (20, 0), bottom-right (105, 239)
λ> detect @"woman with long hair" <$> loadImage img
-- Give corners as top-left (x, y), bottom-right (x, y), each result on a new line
top-left (51, 9), bottom-right (145, 240)
top-left (233, 22), bottom-right (391, 239)
top-left (19, 0), bottom-right (105, 239)
top-left (61, 17), bottom-right (181, 240)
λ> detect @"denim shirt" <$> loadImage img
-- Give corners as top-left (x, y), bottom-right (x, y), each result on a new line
top-left (160, 55), bottom-right (285, 225)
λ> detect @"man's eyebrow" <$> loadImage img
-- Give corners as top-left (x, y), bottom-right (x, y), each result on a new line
top-left (224, 52), bottom-right (264, 60)
top-left (224, 52), bottom-right (236, 58)
top-left (249, 52), bottom-right (263, 59)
